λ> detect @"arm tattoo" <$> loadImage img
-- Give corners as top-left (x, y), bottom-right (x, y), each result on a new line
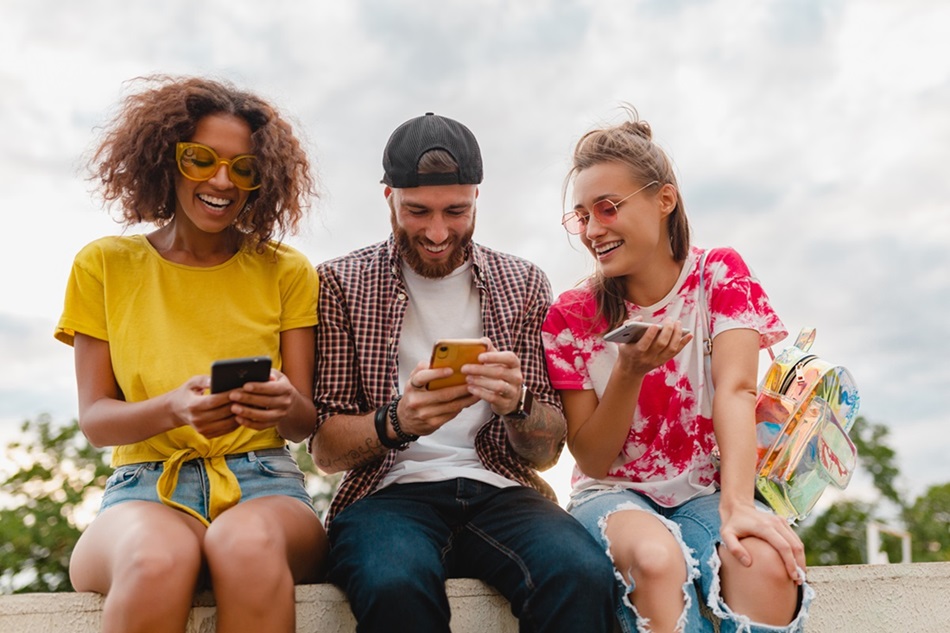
top-left (504, 402), bottom-right (566, 469)
top-left (314, 426), bottom-right (388, 473)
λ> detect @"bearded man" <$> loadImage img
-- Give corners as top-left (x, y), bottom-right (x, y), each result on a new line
top-left (309, 113), bottom-right (615, 633)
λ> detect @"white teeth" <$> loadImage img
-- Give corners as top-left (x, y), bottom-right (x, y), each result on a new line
top-left (425, 243), bottom-right (449, 253)
top-left (595, 240), bottom-right (623, 254)
top-left (197, 194), bottom-right (230, 208)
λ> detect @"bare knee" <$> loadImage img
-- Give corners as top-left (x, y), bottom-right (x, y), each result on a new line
top-left (718, 538), bottom-right (799, 625)
top-left (205, 519), bottom-right (283, 574)
top-left (720, 537), bottom-right (791, 591)
top-left (70, 518), bottom-right (202, 594)
top-left (118, 534), bottom-right (203, 589)
top-left (614, 537), bottom-right (686, 586)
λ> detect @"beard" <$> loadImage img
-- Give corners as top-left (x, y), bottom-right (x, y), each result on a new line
top-left (391, 212), bottom-right (475, 279)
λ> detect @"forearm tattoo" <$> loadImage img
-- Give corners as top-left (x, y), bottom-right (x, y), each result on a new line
top-left (504, 402), bottom-right (566, 468)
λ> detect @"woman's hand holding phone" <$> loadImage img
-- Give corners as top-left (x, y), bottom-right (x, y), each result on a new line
top-left (169, 375), bottom-right (241, 439)
top-left (604, 320), bottom-right (691, 344)
top-left (226, 369), bottom-right (299, 431)
top-left (610, 319), bottom-right (693, 377)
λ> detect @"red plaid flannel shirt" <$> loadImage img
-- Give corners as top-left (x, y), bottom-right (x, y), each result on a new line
top-left (312, 236), bottom-right (563, 525)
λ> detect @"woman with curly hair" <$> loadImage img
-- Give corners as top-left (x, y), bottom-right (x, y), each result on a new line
top-left (55, 75), bottom-right (327, 633)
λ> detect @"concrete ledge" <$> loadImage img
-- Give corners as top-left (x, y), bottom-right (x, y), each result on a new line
top-left (2, 563), bottom-right (949, 632)
top-left (805, 562), bottom-right (950, 632)
top-left (0, 578), bottom-right (518, 633)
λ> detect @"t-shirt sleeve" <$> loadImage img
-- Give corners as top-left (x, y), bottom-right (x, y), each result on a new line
top-left (542, 295), bottom-right (594, 391)
top-left (279, 247), bottom-right (319, 332)
top-left (705, 248), bottom-right (787, 349)
top-left (54, 242), bottom-right (109, 346)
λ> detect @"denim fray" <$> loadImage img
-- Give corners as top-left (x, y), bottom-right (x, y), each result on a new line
top-left (600, 504), bottom-right (698, 633)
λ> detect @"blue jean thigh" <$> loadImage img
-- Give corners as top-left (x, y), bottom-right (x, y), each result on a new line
top-left (327, 478), bottom-right (616, 633)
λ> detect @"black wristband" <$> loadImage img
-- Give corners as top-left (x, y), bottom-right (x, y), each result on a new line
top-left (374, 404), bottom-right (405, 450)
top-left (388, 396), bottom-right (419, 445)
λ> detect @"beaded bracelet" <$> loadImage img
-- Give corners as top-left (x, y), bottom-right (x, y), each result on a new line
top-left (388, 396), bottom-right (419, 445)
top-left (374, 403), bottom-right (405, 450)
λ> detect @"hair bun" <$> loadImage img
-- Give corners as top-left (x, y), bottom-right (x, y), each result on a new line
top-left (621, 120), bottom-right (653, 141)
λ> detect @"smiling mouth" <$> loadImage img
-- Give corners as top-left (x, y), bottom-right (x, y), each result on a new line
top-left (197, 193), bottom-right (231, 210)
top-left (594, 240), bottom-right (623, 256)
top-left (422, 241), bottom-right (450, 255)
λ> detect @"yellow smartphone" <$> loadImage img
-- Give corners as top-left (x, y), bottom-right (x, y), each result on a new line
top-left (426, 339), bottom-right (488, 390)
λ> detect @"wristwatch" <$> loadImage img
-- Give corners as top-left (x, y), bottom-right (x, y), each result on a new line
top-left (504, 385), bottom-right (534, 420)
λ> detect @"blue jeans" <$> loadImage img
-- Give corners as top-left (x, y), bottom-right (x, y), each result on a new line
top-left (327, 478), bottom-right (616, 633)
top-left (570, 488), bottom-right (813, 633)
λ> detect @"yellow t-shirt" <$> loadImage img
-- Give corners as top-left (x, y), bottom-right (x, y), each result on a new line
top-left (55, 234), bottom-right (319, 523)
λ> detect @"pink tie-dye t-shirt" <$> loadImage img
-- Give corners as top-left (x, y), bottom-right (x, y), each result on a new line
top-left (542, 246), bottom-right (787, 507)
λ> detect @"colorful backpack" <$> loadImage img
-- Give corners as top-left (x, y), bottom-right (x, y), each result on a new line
top-left (699, 251), bottom-right (861, 522)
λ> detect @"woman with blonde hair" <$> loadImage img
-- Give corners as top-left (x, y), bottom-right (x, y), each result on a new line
top-left (543, 108), bottom-right (812, 632)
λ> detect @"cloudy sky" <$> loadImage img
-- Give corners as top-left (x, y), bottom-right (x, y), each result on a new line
top-left (2, 0), bottom-right (948, 508)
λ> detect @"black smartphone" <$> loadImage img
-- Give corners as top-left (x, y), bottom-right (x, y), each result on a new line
top-left (210, 356), bottom-right (272, 393)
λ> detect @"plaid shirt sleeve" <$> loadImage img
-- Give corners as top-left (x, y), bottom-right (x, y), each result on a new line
top-left (311, 241), bottom-right (402, 523)
top-left (312, 259), bottom-right (365, 430)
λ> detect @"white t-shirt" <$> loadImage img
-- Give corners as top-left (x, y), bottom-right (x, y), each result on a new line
top-left (379, 258), bottom-right (517, 490)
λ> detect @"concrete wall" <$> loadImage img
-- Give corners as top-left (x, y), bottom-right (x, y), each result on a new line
top-left (2, 563), bottom-right (948, 632)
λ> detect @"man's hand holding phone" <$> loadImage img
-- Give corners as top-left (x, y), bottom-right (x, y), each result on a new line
top-left (425, 339), bottom-right (488, 390)
top-left (396, 340), bottom-right (485, 438)
top-left (409, 338), bottom-right (525, 417)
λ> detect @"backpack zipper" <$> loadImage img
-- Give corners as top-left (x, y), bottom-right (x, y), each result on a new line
top-left (778, 355), bottom-right (817, 395)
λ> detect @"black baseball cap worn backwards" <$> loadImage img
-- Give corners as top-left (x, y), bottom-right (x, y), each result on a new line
top-left (381, 112), bottom-right (483, 188)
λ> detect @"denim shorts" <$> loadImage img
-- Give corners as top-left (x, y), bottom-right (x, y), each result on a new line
top-left (568, 487), bottom-right (812, 633)
top-left (99, 447), bottom-right (316, 522)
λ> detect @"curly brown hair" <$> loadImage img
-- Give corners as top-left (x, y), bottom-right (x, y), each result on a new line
top-left (89, 74), bottom-right (317, 248)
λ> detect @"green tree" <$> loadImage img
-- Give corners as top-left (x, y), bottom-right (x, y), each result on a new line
top-left (0, 415), bottom-right (110, 593)
top-left (797, 415), bottom-right (945, 565)
top-left (1, 416), bottom-right (342, 594)
top-left (849, 416), bottom-right (902, 505)
top-left (799, 500), bottom-right (873, 566)
top-left (903, 483), bottom-right (950, 562)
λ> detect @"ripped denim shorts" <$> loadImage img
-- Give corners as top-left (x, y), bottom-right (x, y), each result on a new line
top-left (568, 487), bottom-right (813, 633)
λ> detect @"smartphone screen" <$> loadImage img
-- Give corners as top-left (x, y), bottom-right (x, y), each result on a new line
top-left (210, 356), bottom-right (272, 393)
top-left (426, 339), bottom-right (488, 390)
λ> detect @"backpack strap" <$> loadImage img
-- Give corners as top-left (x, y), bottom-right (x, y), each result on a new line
top-left (698, 248), bottom-right (777, 366)
top-left (697, 250), bottom-right (714, 398)
top-left (697, 249), bottom-right (713, 358)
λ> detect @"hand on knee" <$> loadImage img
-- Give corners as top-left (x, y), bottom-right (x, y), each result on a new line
top-left (718, 538), bottom-right (799, 625)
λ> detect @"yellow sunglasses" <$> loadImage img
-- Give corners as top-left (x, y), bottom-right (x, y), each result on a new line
top-left (175, 142), bottom-right (261, 191)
